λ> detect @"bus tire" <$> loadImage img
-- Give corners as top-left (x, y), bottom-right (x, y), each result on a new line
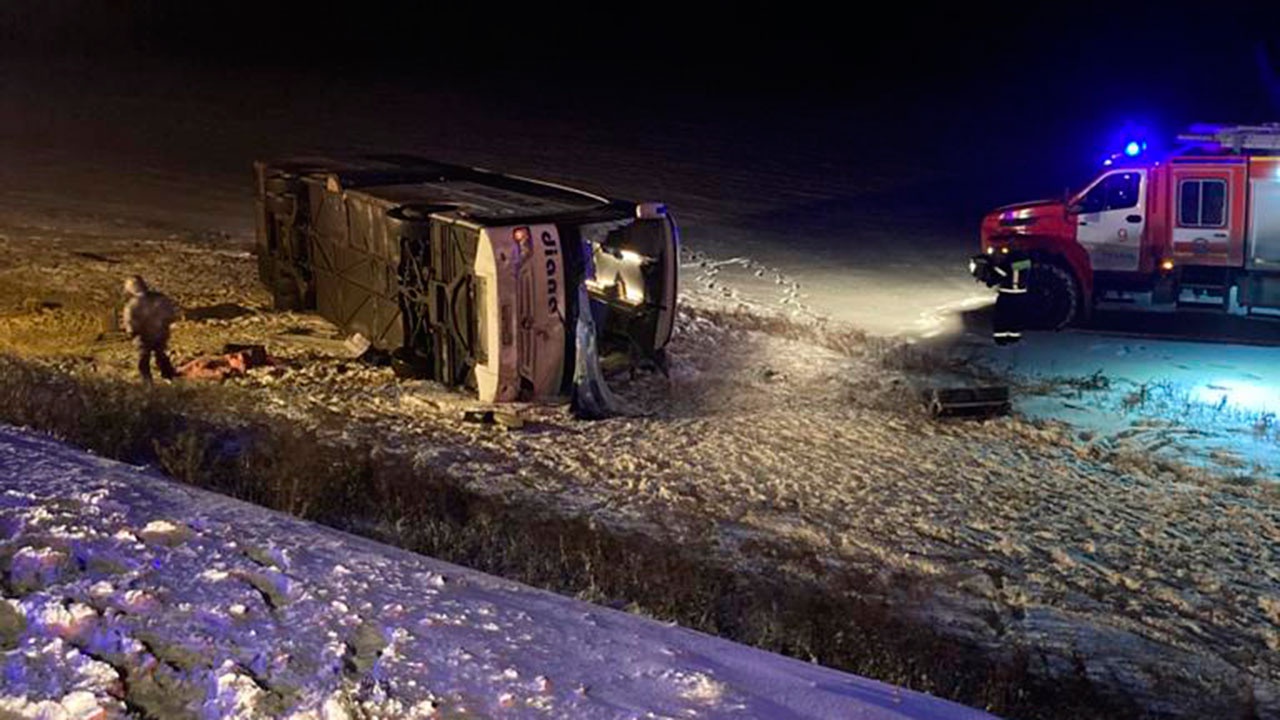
top-left (271, 265), bottom-right (308, 311)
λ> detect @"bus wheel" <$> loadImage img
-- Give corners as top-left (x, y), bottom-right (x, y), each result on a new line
top-left (1025, 263), bottom-right (1079, 331)
top-left (271, 269), bottom-right (304, 311)
top-left (271, 263), bottom-right (314, 312)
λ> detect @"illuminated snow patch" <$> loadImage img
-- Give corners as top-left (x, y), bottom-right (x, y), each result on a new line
top-left (914, 294), bottom-right (996, 338)
top-left (31, 601), bottom-right (97, 640)
top-left (10, 546), bottom-right (68, 586)
top-left (138, 519), bottom-right (188, 544)
top-left (205, 660), bottom-right (267, 719)
top-left (1190, 379), bottom-right (1280, 414)
top-left (0, 691), bottom-right (109, 720)
top-left (119, 589), bottom-right (157, 614)
top-left (667, 669), bottom-right (726, 704)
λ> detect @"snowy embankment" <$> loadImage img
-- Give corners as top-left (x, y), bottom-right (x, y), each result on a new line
top-left (0, 425), bottom-right (994, 720)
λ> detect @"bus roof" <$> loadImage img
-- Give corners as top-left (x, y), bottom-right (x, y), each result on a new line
top-left (260, 155), bottom-right (635, 225)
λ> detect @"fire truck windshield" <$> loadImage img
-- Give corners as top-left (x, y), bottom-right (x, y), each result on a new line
top-left (1075, 172), bottom-right (1141, 214)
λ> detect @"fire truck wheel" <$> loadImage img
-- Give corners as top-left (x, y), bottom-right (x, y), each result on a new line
top-left (1024, 262), bottom-right (1079, 330)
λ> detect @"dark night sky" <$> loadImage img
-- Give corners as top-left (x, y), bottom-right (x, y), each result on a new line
top-left (3, 1), bottom-right (1280, 198)
top-left (4, 1), bottom-right (1277, 107)
top-left (4, 2), bottom-right (1279, 111)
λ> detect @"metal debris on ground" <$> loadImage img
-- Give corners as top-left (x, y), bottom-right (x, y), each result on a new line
top-left (924, 385), bottom-right (1011, 419)
top-left (343, 332), bottom-right (372, 359)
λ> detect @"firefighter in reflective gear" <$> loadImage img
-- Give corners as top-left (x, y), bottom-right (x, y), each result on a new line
top-left (121, 275), bottom-right (179, 382)
top-left (991, 258), bottom-right (1031, 345)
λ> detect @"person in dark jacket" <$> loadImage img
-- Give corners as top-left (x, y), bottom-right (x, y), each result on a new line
top-left (121, 275), bottom-right (179, 382)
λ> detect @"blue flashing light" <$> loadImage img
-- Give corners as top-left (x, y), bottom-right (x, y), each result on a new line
top-left (1124, 141), bottom-right (1143, 157)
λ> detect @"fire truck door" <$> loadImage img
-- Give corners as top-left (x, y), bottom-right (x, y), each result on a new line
top-left (1171, 166), bottom-right (1244, 267)
top-left (1073, 170), bottom-right (1145, 271)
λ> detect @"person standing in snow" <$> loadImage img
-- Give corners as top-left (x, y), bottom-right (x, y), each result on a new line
top-left (991, 257), bottom-right (1031, 345)
top-left (121, 275), bottom-right (179, 383)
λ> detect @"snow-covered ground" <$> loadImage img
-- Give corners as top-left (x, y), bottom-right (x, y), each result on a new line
top-left (1, 224), bottom-right (1276, 717)
top-left (940, 324), bottom-right (1280, 479)
top-left (0, 424), bottom-right (995, 719)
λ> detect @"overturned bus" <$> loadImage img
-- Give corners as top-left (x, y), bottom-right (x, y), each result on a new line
top-left (254, 155), bottom-right (678, 405)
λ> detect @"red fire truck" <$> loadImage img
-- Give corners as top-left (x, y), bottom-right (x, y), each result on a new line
top-left (970, 124), bottom-right (1280, 334)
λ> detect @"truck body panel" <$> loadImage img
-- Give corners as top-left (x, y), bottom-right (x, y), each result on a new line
top-left (1247, 158), bottom-right (1280, 268)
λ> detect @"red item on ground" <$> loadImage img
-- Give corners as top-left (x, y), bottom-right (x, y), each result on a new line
top-left (177, 345), bottom-right (274, 381)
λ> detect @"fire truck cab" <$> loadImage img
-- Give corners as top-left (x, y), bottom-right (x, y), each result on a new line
top-left (971, 124), bottom-right (1280, 333)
